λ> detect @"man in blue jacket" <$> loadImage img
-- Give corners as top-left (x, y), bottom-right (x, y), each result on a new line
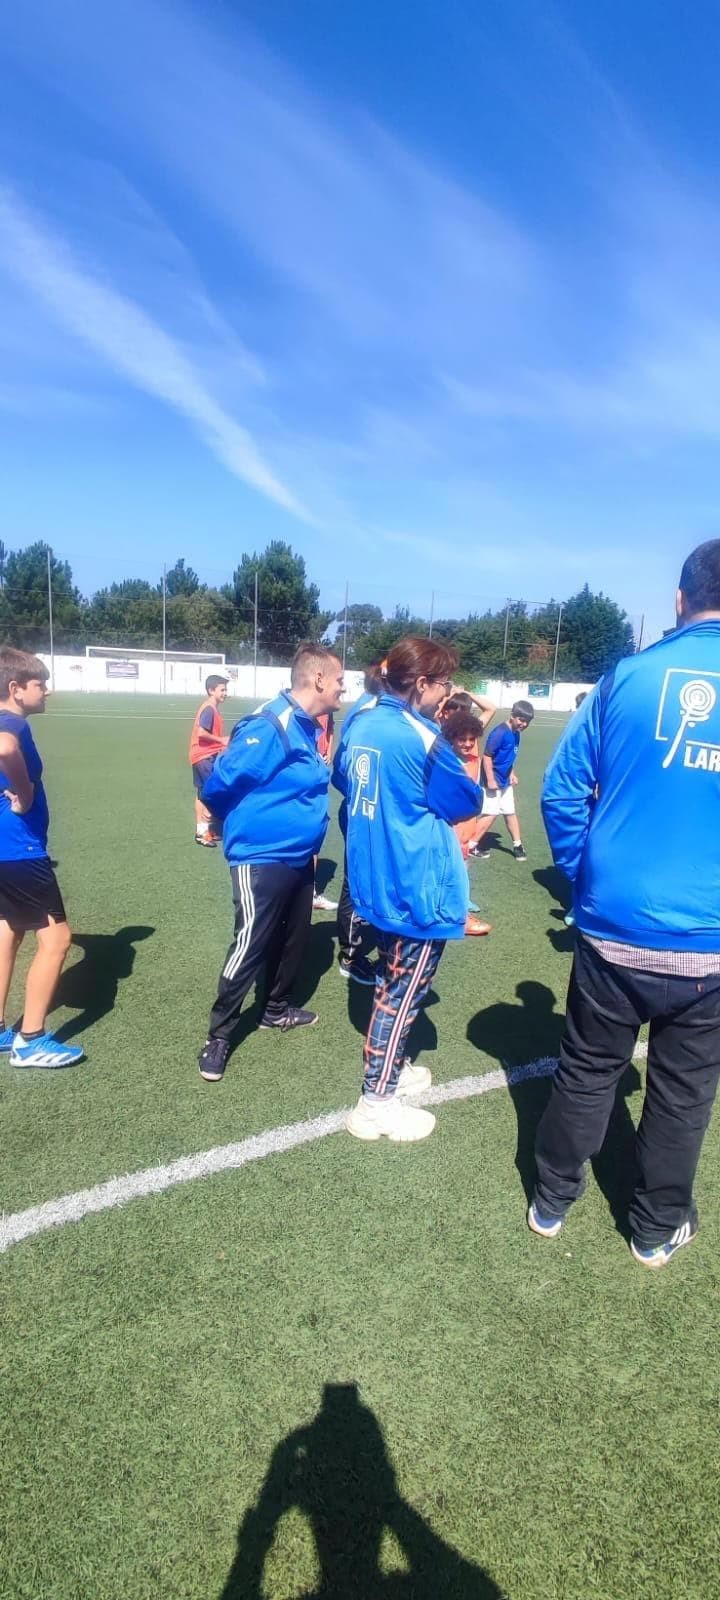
top-left (197, 644), bottom-right (344, 1081)
top-left (531, 540), bottom-right (720, 1267)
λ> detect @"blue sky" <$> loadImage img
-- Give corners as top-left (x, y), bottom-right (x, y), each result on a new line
top-left (2, 0), bottom-right (720, 637)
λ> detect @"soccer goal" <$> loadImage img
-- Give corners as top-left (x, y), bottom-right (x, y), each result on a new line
top-left (85, 645), bottom-right (229, 694)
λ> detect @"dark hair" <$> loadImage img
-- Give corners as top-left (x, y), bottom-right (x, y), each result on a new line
top-left (511, 699), bottom-right (534, 722)
top-left (439, 691), bottom-right (472, 718)
top-left (384, 636), bottom-right (458, 697)
top-left (363, 662), bottom-right (385, 696)
top-left (575, 691), bottom-right (587, 709)
top-left (0, 646), bottom-right (49, 699)
top-left (290, 643), bottom-right (341, 689)
top-left (205, 674), bottom-right (228, 694)
top-left (679, 540), bottom-right (720, 616)
top-left (442, 709), bottom-right (483, 744)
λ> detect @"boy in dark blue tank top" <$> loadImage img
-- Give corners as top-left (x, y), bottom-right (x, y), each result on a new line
top-left (0, 647), bottom-right (83, 1068)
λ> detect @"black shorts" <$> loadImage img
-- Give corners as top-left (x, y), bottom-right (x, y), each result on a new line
top-left (0, 859), bottom-right (67, 931)
top-left (192, 758), bottom-right (215, 793)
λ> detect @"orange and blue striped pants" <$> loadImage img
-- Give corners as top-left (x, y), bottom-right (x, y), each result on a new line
top-left (363, 934), bottom-right (445, 1098)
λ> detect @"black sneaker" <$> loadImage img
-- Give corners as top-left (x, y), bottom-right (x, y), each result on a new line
top-left (259, 1007), bottom-right (319, 1031)
top-left (468, 844), bottom-right (491, 860)
top-left (198, 1037), bottom-right (230, 1080)
top-left (338, 954), bottom-right (377, 986)
top-left (513, 844), bottom-right (528, 862)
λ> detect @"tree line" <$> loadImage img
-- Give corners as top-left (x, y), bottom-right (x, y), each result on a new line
top-left (0, 538), bottom-right (636, 680)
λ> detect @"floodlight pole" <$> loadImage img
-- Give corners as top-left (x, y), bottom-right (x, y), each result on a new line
top-left (47, 546), bottom-right (55, 692)
top-left (501, 600), bottom-right (511, 681)
top-left (551, 601), bottom-right (564, 690)
top-left (253, 569), bottom-right (259, 698)
top-left (162, 564), bottom-right (167, 696)
top-left (637, 613), bottom-right (645, 652)
top-left (428, 590), bottom-right (435, 638)
top-left (341, 581), bottom-right (349, 671)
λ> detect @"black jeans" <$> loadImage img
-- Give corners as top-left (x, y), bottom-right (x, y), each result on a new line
top-left (534, 937), bottom-right (720, 1245)
top-left (209, 860), bottom-right (315, 1040)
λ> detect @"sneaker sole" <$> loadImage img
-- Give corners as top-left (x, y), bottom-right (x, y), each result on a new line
top-left (527, 1205), bottom-right (563, 1239)
top-left (345, 1114), bottom-right (436, 1143)
top-left (10, 1056), bottom-right (83, 1069)
top-left (630, 1230), bottom-right (697, 1269)
top-left (259, 1016), bottom-right (319, 1031)
top-left (199, 1068), bottom-right (225, 1081)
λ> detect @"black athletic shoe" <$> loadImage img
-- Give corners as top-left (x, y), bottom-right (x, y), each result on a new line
top-left (468, 845), bottom-right (492, 860)
top-left (338, 954), bottom-right (377, 986)
top-left (198, 1037), bottom-right (230, 1080)
top-left (512, 844), bottom-right (528, 862)
top-left (259, 1007), bottom-right (319, 1031)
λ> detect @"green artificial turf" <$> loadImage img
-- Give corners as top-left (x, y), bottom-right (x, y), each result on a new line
top-left (2, 695), bottom-right (719, 1600)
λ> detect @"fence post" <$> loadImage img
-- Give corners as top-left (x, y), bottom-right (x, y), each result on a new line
top-left (551, 601), bottom-right (564, 698)
top-left (341, 582), bottom-right (349, 670)
top-left (47, 546), bottom-right (55, 692)
top-left (253, 570), bottom-right (259, 697)
top-left (161, 564), bottom-right (167, 696)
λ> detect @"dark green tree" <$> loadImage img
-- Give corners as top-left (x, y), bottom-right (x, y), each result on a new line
top-left (226, 541), bottom-right (333, 664)
top-left (163, 558), bottom-right (200, 598)
top-left (561, 585), bottom-right (635, 679)
top-left (86, 579), bottom-right (163, 647)
top-left (0, 542), bottom-right (86, 650)
top-left (334, 603), bottom-right (384, 666)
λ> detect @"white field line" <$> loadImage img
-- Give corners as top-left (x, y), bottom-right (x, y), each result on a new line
top-left (0, 1046), bottom-right (648, 1255)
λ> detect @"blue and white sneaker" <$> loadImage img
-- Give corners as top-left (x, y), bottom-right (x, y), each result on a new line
top-left (527, 1200), bottom-right (565, 1239)
top-left (9, 1032), bottom-right (85, 1069)
top-left (630, 1220), bottom-right (697, 1269)
top-left (0, 1026), bottom-right (15, 1053)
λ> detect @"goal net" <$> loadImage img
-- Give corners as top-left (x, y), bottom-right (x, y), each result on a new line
top-left (84, 645), bottom-right (230, 694)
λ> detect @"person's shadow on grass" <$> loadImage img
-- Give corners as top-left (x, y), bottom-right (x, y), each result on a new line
top-left (220, 1382), bottom-right (506, 1600)
top-left (52, 926), bottom-right (155, 1041)
top-left (468, 982), bottom-right (642, 1238)
top-left (532, 867), bottom-right (576, 952)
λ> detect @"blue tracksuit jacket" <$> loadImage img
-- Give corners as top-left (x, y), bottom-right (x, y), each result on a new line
top-left (332, 693), bottom-right (482, 940)
top-left (202, 692), bottom-right (330, 867)
top-left (542, 620), bottom-right (720, 951)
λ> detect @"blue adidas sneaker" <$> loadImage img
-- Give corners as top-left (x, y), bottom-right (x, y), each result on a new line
top-left (0, 1026), bottom-right (15, 1053)
top-left (630, 1220), bottom-right (697, 1269)
top-left (9, 1032), bottom-right (85, 1069)
top-left (527, 1200), bottom-right (565, 1239)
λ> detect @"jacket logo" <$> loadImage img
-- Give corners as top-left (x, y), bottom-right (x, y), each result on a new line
top-left (656, 670), bottom-right (720, 770)
top-left (245, 737), bottom-right (260, 745)
top-left (350, 746), bottom-right (381, 819)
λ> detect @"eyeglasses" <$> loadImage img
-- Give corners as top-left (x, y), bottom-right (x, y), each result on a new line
top-left (428, 678), bottom-right (453, 693)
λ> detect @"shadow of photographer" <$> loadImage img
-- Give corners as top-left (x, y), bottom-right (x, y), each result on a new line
top-left (220, 1383), bottom-right (505, 1600)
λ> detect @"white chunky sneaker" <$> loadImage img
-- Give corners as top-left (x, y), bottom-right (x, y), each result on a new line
top-left (345, 1094), bottom-right (436, 1142)
top-left (396, 1058), bottom-right (432, 1095)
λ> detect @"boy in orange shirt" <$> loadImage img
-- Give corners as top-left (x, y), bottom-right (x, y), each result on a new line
top-left (189, 675), bottom-right (229, 846)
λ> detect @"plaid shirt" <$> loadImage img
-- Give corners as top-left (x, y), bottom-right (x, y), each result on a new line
top-left (585, 935), bottom-right (720, 977)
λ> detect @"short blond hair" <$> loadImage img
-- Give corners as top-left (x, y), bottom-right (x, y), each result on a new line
top-left (290, 643), bottom-right (341, 690)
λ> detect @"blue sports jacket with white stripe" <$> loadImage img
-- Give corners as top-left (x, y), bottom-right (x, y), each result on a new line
top-left (202, 691), bottom-right (330, 867)
top-left (542, 619), bottom-right (720, 951)
top-left (332, 692), bottom-right (483, 941)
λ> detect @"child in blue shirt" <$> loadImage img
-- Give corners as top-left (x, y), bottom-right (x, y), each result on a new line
top-left (468, 699), bottom-right (534, 862)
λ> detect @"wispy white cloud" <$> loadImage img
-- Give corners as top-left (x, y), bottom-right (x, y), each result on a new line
top-left (0, 187), bottom-right (308, 518)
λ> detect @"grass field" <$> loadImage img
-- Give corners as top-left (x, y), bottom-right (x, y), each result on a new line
top-left (2, 694), bottom-right (719, 1600)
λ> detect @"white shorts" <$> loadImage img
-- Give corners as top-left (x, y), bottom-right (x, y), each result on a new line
top-left (481, 785), bottom-right (516, 817)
